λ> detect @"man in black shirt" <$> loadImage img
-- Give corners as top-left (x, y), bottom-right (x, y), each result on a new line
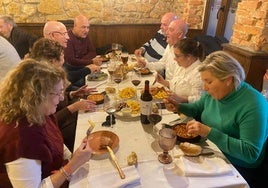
top-left (0, 15), bottom-right (39, 58)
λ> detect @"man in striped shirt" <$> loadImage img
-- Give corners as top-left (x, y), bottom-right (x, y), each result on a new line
top-left (134, 12), bottom-right (178, 62)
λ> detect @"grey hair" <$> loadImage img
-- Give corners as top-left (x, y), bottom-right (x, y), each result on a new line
top-left (198, 51), bottom-right (245, 89)
top-left (0, 15), bottom-right (17, 27)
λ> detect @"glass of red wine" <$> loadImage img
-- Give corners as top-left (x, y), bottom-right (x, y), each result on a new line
top-left (113, 68), bottom-right (124, 94)
top-left (131, 71), bottom-right (141, 99)
top-left (148, 102), bottom-right (162, 138)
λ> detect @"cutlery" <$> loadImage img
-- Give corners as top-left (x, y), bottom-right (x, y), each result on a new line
top-left (174, 151), bottom-right (214, 158)
top-left (86, 120), bottom-right (95, 138)
top-left (106, 146), bottom-right (126, 179)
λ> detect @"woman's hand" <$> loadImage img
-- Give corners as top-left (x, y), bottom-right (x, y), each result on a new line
top-left (186, 120), bottom-right (211, 137)
top-left (67, 140), bottom-right (92, 173)
top-left (155, 73), bottom-right (169, 87)
top-left (67, 99), bottom-right (96, 113)
top-left (70, 85), bottom-right (97, 99)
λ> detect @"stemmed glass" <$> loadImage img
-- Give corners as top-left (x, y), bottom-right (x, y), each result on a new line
top-left (113, 67), bottom-right (124, 93)
top-left (148, 102), bottom-right (162, 137)
top-left (112, 43), bottom-right (122, 60)
top-left (158, 128), bottom-right (176, 164)
top-left (103, 97), bottom-right (116, 128)
top-left (107, 62), bottom-right (116, 84)
top-left (131, 71), bottom-right (141, 99)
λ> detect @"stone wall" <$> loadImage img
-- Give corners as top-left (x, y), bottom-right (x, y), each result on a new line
top-left (0, 0), bottom-right (206, 29)
top-left (230, 0), bottom-right (268, 52)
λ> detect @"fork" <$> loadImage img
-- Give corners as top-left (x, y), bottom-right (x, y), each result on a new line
top-left (86, 120), bottom-right (95, 138)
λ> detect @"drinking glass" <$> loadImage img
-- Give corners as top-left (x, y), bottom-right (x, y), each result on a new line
top-left (103, 97), bottom-right (116, 128)
top-left (131, 71), bottom-right (141, 99)
top-left (121, 52), bottom-right (129, 65)
top-left (158, 128), bottom-right (176, 164)
top-left (113, 67), bottom-right (124, 93)
top-left (107, 62), bottom-right (116, 83)
top-left (112, 43), bottom-right (122, 60)
top-left (148, 102), bottom-right (162, 137)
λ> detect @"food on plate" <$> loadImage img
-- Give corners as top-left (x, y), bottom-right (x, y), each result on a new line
top-left (139, 67), bottom-right (151, 74)
top-left (87, 93), bottom-right (105, 104)
top-left (116, 100), bottom-right (140, 114)
top-left (118, 87), bottom-right (136, 99)
top-left (121, 107), bottom-right (132, 116)
top-left (150, 86), bottom-right (168, 99)
top-left (127, 151), bottom-right (138, 166)
top-left (173, 123), bottom-right (199, 138)
top-left (105, 86), bottom-right (116, 94)
top-left (87, 72), bottom-right (108, 81)
top-left (179, 142), bottom-right (202, 156)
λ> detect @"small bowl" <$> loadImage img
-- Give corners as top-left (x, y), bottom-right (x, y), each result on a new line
top-left (121, 107), bottom-right (132, 117)
top-left (173, 123), bottom-right (201, 143)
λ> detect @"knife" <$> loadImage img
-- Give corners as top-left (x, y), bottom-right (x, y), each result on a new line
top-left (106, 146), bottom-right (126, 179)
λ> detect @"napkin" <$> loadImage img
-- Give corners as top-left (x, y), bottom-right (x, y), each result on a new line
top-left (88, 166), bottom-right (141, 188)
top-left (181, 156), bottom-right (232, 177)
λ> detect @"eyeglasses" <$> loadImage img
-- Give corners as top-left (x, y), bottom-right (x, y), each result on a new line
top-left (50, 90), bottom-right (64, 97)
top-left (50, 31), bottom-right (68, 37)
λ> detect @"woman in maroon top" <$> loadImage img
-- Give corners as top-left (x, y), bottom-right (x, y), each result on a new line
top-left (0, 59), bottom-right (92, 188)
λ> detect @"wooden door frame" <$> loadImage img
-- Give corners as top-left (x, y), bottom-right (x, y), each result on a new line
top-left (215, 0), bottom-right (232, 36)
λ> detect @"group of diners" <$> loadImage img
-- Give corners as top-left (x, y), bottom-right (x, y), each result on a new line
top-left (0, 11), bottom-right (267, 188)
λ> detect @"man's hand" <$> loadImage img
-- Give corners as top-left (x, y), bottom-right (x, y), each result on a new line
top-left (87, 64), bottom-right (100, 73)
top-left (92, 56), bottom-right (102, 66)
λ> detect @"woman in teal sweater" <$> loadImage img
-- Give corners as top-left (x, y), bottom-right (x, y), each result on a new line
top-left (165, 51), bottom-right (268, 187)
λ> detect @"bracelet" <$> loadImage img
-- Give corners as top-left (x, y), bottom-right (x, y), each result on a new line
top-left (60, 167), bottom-right (71, 181)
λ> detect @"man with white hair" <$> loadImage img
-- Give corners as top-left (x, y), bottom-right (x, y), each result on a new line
top-left (138, 19), bottom-right (188, 81)
top-left (134, 12), bottom-right (178, 62)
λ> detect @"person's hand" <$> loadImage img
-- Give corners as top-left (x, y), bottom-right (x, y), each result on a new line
top-left (155, 73), bottom-right (169, 87)
top-left (67, 140), bottom-right (92, 172)
top-left (186, 120), bottom-right (211, 137)
top-left (137, 57), bottom-right (147, 68)
top-left (67, 99), bottom-right (96, 113)
top-left (87, 64), bottom-right (101, 73)
top-left (92, 56), bottom-right (102, 66)
top-left (134, 48), bottom-right (143, 57)
top-left (69, 85), bottom-right (97, 99)
top-left (163, 98), bottom-right (178, 112)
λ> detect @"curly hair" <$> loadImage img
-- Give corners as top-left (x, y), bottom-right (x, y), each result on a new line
top-left (0, 59), bottom-right (67, 125)
top-left (30, 38), bottom-right (63, 63)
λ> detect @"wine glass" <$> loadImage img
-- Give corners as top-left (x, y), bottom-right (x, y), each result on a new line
top-left (131, 71), bottom-right (141, 99)
top-left (148, 102), bottom-right (162, 137)
top-left (107, 62), bottom-right (116, 83)
top-left (158, 128), bottom-right (176, 164)
top-left (113, 67), bottom-right (124, 93)
top-left (103, 98), bottom-right (116, 128)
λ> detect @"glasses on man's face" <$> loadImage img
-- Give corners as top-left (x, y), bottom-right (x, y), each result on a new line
top-left (50, 31), bottom-right (68, 37)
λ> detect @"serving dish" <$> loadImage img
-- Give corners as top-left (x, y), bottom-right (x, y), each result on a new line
top-left (87, 130), bottom-right (119, 156)
top-left (87, 93), bottom-right (105, 104)
top-left (87, 72), bottom-right (108, 81)
top-left (172, 123), bottom-right (201, 143)
top-left (134, 67), bottom-right (153, 75)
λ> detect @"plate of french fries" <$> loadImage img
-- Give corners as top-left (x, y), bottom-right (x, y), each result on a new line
top-left (115, 100), bottom-right (140, 120)
top-left (118, 87), bottom-right (136, 99)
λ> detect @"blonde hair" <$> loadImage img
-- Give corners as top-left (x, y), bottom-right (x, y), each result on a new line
top-left (0, 59), bottom-right (67, 125)
top-left (199, 51), bottom-right (245, 89)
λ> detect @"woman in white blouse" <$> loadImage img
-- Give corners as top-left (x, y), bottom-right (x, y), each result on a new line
top-left (156, 38), bottom-right (205, 103)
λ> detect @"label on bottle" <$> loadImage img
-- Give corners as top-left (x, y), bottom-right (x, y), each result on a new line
top-left (140, 101), bottom-right (152, 115)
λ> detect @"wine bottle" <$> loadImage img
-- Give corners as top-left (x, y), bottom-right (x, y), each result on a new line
top-left (140, 80), bottom-right (153, 124)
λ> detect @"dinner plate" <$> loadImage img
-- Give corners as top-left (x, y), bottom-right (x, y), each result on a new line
top-left (87, 72), bottom-right (108, 81)
top-left (115, 111), bottom-right (140, 121)
top-left (133, 67), bottom-right (153, 75)
top-left (87, 130), bottom-right (119, 156)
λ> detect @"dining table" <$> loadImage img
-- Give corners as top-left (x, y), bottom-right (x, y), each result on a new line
top-left (69, 58), bottom-right (249, 188)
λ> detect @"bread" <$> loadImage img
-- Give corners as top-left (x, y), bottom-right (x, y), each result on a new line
top-left (87, 93), bottom-right (104, 104)
top-left (127, 151), bottom-right (138, 165)
top-left (179, 142), bottom-right (202, 156)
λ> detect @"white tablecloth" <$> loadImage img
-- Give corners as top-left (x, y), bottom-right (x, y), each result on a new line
top-left (69, 67), bottom-right (249, 188)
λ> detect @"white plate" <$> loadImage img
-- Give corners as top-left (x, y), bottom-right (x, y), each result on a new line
top-left (115, 111), bottom-right (140, 121)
